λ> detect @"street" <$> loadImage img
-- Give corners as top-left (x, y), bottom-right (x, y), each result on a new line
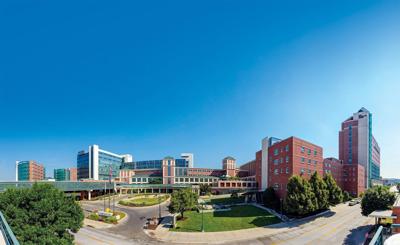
top-left (75, 199), bottom-right (373, 245)
top-left (233, 203), bottom-right (373, 245)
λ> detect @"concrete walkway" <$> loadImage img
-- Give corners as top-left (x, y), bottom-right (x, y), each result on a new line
top-left (146, 203), bottom-right (358, 244)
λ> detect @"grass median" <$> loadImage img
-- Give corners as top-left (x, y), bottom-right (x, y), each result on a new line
top-left (119, 194), bottom-right (169, 207)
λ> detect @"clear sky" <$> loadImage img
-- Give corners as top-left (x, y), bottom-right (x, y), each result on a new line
top-left (1, 1), bottom-right (399, 180)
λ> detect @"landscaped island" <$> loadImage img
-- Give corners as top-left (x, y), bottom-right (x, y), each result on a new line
top-left (171, 205), bottom-right (280, 232)
top-left (119, 194), bottom-right (169, 207)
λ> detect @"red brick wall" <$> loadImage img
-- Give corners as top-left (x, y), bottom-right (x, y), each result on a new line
top-left (69, 168), bottom-right (78, 181)
top-left (323, 158), bottom-right (343, 189)
top-left (342, 164), bottom-right (365, 197)
top-left (268, 137), bottom-right (323, 198)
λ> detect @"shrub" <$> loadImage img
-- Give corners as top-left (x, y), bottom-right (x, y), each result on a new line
top-left (88, 213), bottom-right (100, 221)
top-left (231, 191), bottom-right (239, 199)
top-left (361, 185), bottom-right (396, 216)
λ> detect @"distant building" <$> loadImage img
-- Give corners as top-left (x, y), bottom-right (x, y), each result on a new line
top-left (222, 157), bottom-right (237, 177)
top-left (77, 145), bottom-right (132, 180)
top-left (323, 158), bottom-right (344, 188)
top-left (181, 153), bottom-right (194, 168)
top-left (339, 107), bottom-right (380, 188)
top-left (54, 167), bottom-right (78, 181)
top-left (16, 160), bottom-right (45, 181)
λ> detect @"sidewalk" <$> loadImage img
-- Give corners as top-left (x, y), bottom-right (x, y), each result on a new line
top-left (146, 204), bottom-right (343, 244)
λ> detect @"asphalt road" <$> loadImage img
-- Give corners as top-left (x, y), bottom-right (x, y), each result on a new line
top-left (75, 198), bottom-right (372, 245)
top-left (76, 196), bottom-right (172, 245)
top-left (230, 203), bottom-right (373, 245)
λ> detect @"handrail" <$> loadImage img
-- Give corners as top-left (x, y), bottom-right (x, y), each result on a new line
top-left (369, 225), bottom-right (383, 245)
top-left (0, 211), bottom-right (20, 245)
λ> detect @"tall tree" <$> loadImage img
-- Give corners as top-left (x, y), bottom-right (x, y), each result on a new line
top-left (263, 187), bottom-right (280, 210)
top-left (323, 173), bottom-right (343, 205)
top-left (285, 175), bottom-right (316, 215)
top-left (168, 188), bottom-right (198, 219)
top-left (361, 185), bottom-right (396, 216)
top-left (199, 184), bottom-right (212, 196)
top-left (309, 172), bottom-right (329, 210)
top-left (0, 183), bottom-right (84, 245)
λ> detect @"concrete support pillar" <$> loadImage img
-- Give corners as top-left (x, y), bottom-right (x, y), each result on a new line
top-left (88, 191), bottom-right (92, 201)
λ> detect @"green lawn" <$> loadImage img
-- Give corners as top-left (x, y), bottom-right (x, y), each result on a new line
top-left (119, 195), bottom-right (169, 207)
top-left (204, 196), bottom-right (245, 205)
top-left (171, 205), bottom-right (280, 232)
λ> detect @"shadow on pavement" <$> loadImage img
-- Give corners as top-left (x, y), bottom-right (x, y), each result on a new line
top-left (343, 224), bottom-right (373, 245)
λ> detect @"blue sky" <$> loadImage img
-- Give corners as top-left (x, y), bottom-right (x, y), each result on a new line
top-left (1, 1), bottom-right (399, 180)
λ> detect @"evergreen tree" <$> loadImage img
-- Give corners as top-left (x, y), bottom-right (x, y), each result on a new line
top-left (263, 187), bottom-right (280, 210)
top-left (343, 191), bottom-right (351, 202)
top-left (309, 172), bottom-right (329, 210)
top-left (323, 173), bottom-right (343, 205)
top-left (361, 185), bottom-right (396, 216)
top-left (168, 188), bottom-right (198, 218)
top-left (0, 183), bottom-right (84, 245)
top-left (285, 175), bottom-right (316, 215)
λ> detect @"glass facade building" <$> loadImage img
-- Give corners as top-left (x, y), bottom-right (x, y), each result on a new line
top-left (120, 158), bottom-right (188, 170)
top-left (77, 145), bottom-right (132, 180)
top-left (54, 168), bottom-right (71, 181)
top-left (15, 160), bottom-right (45, 181)
top-left (17, 161), bottom-right (30, 181)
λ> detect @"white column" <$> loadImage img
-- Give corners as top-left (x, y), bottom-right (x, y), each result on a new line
top-left (261, 137), bottom-right (269, 191)
top-left (15, 161), bottom-right (20, 181)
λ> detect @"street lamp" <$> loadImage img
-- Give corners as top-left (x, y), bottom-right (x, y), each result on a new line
top-left (158, 195), bottom-right (162, 220)
top-left (198, 199), bottom-right (205, 232)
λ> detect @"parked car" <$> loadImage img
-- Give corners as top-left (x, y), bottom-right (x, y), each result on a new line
top-left (349, 200), bottom-right (358, 206)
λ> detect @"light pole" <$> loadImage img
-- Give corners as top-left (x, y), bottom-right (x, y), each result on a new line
top-left (158, 195), bottom-right (162, 220)
top-left (103, 181), bottom-right (106, 211)
top-left (280, 198), bottom-right (283, 221)
top-left (198, 199), bottom-right (205, 232)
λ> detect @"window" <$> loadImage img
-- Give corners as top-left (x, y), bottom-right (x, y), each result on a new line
top-left (280, 158), bottom-right (283, 164)
top-left (286, 156), bottom-right (289, 163)
top-left (301, 157), bottom-right (305, 163)
top-left (300, 168), bottom-right (305, 174)
top-left (274, 169), bottom-right (279, 175)
top-left (274, 149), bottom-right (279, 156)
top-left (301, 147), bottom-right (305, 153)
top-left (308, 159), bottom-right (311, 164)
top-left (308, 169), bottom-right (311, 175)
top-left (314, 150), bottom-right (317, 156)
top-left (274, 159), bottom-right (279, 165)
top-left (280, 168), bottom-right (283, 173)
top-left (273, 183), bottom-right (279, 190)
top-left (307, 149), bottom-right (311, 155)
top-left (286, 167), bottom-right (289, 174)
top-left (285, 145), bottom-right (289, 152)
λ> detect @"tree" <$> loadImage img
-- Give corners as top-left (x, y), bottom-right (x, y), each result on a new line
top-left (396, 183), bottom-right (400, 192)
top-left (168, 188), bottom-right (198, 219)
top-left (361, 185), bottom-right (396, 216)
top-left (323, 173), bottom-right (343, 205)
top-left (343, 191), bottom-right (351, 202)
top-left (230, 190), bottom-right (239, 198)
top-left (0, 183), bottom-right (84, 245)
top-left (199, 184), bottom-right (211, 196)
top-left (309, 172), bottom-right (329, 210)
top-left (263, 187), bottom-right (280, 210)
top-left (285, 175), bottom-right (316, 215)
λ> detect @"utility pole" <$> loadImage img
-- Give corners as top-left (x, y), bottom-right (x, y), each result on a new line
top-left (103, 181), bottom-right (106, 211)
